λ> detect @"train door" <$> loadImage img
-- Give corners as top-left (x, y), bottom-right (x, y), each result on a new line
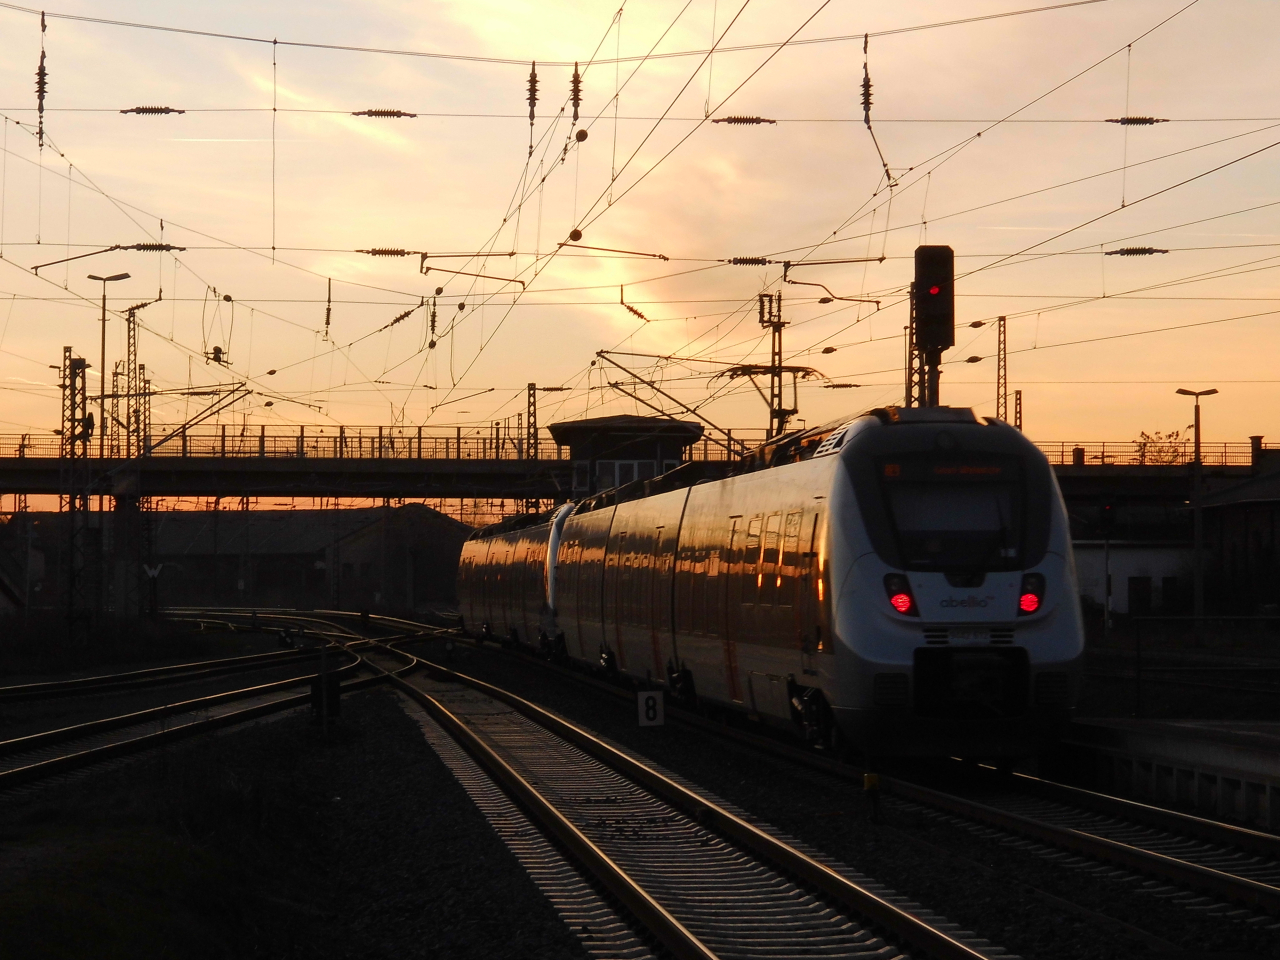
top-left (759, 512), bottom-right (783, 640)
top-left (611, 531), bottom-right (631, 670)
top-left (567, 538), bottom-right (588, 660)
top-left (781, 510), bottom-right (802, 645)
top-left (798, 511), bottom-right (824, 672)
top-left (721, 517), bottom-right (745, 702)
top-left (648, 526), bottom-right (665, 678)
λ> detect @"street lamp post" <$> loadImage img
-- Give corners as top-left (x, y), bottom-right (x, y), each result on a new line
top-left (87, 272), bottom-right (130, 460)
top-left (1175, 387), bottom-right (1219, 634)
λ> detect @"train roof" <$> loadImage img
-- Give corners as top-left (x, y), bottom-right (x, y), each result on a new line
top-left (468, 406), bottom-right (1024, 537)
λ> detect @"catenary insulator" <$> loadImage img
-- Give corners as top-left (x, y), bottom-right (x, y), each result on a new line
top-left (527, 62), bottom-right (539, 123)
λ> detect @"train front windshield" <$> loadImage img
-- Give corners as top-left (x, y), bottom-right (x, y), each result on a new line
top-left (880, 458), bottom-right (1024, 570)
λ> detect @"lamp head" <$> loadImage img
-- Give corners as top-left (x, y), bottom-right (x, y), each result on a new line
top-left (87, 272), bottom-right (131, 282)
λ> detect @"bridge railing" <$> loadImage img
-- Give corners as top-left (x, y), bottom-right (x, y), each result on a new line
top-left (0, 425), bottom-right (772, 462)
top-left (1035, 441), bottom-right (1260, 467)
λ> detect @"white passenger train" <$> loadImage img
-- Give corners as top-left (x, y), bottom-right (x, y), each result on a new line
top-left (457, 406), bottom-right (1084, 758)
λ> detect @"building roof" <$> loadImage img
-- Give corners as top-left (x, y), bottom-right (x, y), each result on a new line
top-left (546, 414), bottom-right (704, 449)
top-left (152, 503), bottom-right (468, 556)
top-left (1203, 471), bottom-right (1280, 509)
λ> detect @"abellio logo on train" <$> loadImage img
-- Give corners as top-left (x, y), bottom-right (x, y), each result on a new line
top-left (940, 595), bottom-right (996, 608)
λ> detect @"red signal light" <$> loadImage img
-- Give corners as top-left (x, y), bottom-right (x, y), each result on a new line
top-left (1019, 593), bottom-right (1040, 613)
top-left (928, 285), bottom-right (940, 295)
top-left (890, 593), bottom-right (914, 614)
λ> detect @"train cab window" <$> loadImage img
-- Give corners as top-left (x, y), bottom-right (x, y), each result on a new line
top-left (879, 457), bottom-right (1024, 571)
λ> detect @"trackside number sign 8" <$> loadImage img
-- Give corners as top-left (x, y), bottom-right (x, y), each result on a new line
top-left (638, 691), bottom-right (664, 726)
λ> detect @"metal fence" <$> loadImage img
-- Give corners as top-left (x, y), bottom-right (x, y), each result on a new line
top-left (1035, 441), bottom-right (1260, 467)
top-left (0, 427), bottom-right (1264, 466)
top-left (0, 424), bottom-right (771, 462)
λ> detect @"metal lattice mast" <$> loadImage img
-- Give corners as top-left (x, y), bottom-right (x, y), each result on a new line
top-left (759, 292), bottom-right (791, 438)
top-left (108, 362), bottom-right (124, 457)
top-left (59, 347), bottom-right (91, 639)
top-left (996, 315), bottom-right (1008, 422)
top-left (525, 383), bottom-right (539, 513)
top-left (526, 383), bottom-right (538, 459)
top-left (138, 364), bottom-right (151, 455)
top-left (126, 309), bottom-right (142, 457)
top-left (904, 288), bottom-right (927, 408)
top-left (1014, 389), bottom-right (1023, 431)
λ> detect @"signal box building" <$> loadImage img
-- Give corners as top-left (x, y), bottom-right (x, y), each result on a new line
top-left (548, 415), bottom-right (705, 496)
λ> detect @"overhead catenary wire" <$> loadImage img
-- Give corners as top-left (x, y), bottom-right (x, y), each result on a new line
top-left (0, 0), bottom-right (1269, 435)
top-left (0, 0), bottom-right (1122, 67)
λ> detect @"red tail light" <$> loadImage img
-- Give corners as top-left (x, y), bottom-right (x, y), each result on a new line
top-left (883, 574), bottom-right (919, 617)
top-left (1018, 573), bottom-right (1045, 616)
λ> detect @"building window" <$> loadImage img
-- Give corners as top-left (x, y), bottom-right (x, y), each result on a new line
top-left (597, 459), bottom-right (658, 490)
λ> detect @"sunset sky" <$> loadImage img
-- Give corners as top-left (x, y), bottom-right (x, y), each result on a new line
top-left (0, 0), bottom-right (1277, 447)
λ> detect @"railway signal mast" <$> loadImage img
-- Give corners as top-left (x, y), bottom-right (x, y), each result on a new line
top-left (906, 245), bottom-right (955, 408)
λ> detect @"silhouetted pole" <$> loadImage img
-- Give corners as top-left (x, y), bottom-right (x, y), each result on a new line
top-left (1176, 387), bottom-right (1218, 640)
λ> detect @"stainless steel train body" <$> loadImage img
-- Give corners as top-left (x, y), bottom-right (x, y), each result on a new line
top-left (457, 407), bottom-right (1084, 758)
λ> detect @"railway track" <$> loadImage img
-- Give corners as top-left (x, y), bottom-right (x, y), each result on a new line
top-left (372, 619), bottom-right (1280, 925)
top-left (0, 645), bottom-right (335, 704)
top-left (0, 643), bottom-right (374, 795)
top-left (361, 640), bottom-right (1008, 960)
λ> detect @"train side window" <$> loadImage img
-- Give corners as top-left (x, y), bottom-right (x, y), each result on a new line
top-left (705, 548), bottom-right (722, 636)
top-left (783, 512), bottom-right (802, 573)
top-left (691, 548), bottom-right (705, 633)
top-left (676, 538), bottom-right (694, 633)
top-left (745, 516), bottom-right (763, 604)
top-left (760, 514), bottom-right (782, 606)
top-left (762, 514), bottom-right (782, 568)
top-left (745, 517), bottom-right (762, 562)
top-left (701, 547), bottom-right (721, 640)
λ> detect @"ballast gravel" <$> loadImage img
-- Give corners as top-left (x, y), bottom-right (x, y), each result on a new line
top-left (269, 688), bottom-right (592, 960)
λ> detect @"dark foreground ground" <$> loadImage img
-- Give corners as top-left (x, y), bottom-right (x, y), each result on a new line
top-left (0, 689), bottom-right (586, 960)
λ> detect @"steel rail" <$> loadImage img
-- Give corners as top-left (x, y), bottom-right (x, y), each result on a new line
top-left (1004, 771), bottom-right (1280, 860)
top-left (0, 666), bottom-right (382, 792)
top-left (0, 651), bottom-right (362, 760)
top-left (380, 647), bottom-right (989, 960)
top-left (883, 777), bottom-right (1280, 913)
top-left (0, 646), bottom-right (327, 703)
top-left (172, 613), bottom-right (367, 640)
top-left (368, 657), bottom-right (719, 960)
top-left (382, 625), bottom-right (1280, 917)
